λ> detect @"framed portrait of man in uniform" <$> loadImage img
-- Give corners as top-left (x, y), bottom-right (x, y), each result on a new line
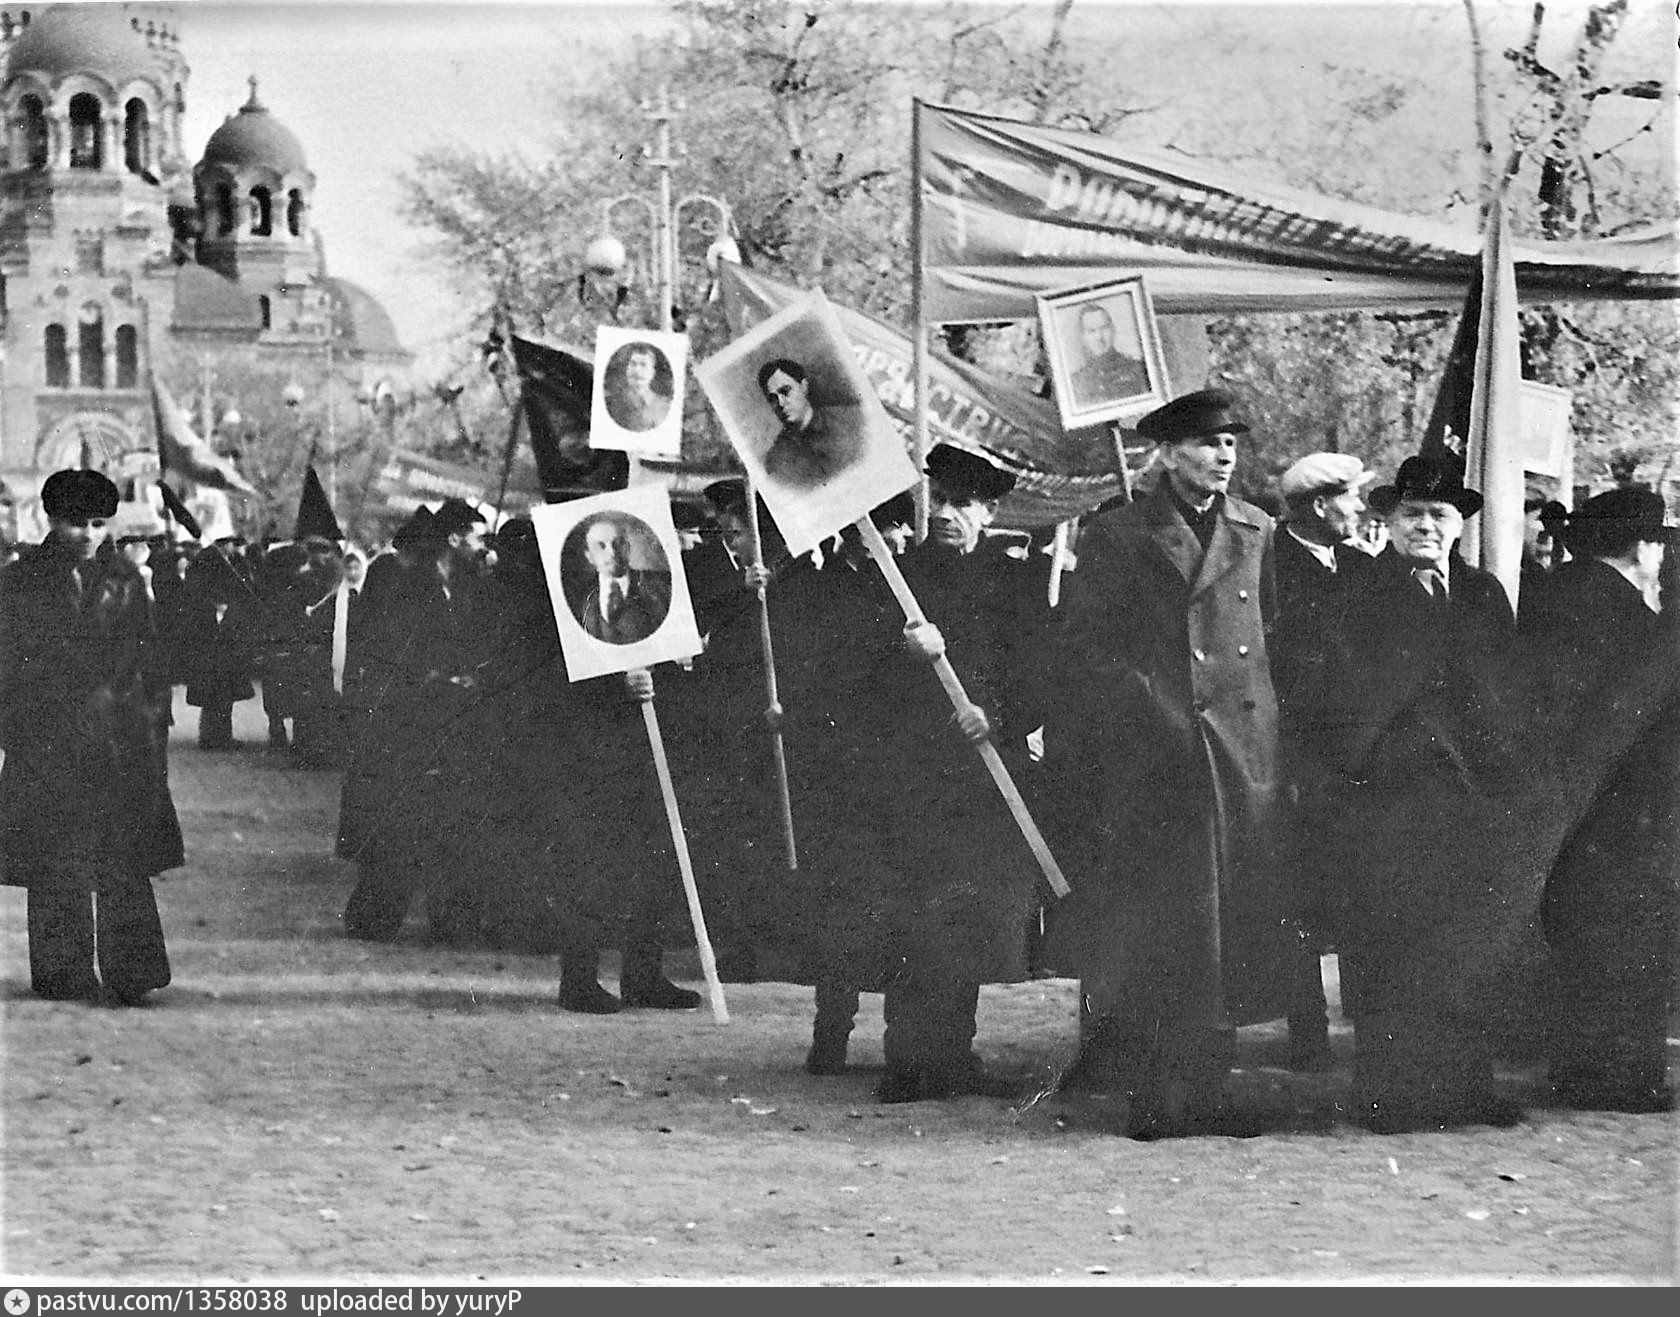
top-left (695, 290), bottom-right (918, 557)
top-left (589, 326), bottom-right (687, 459)
top-left (1036, 274), bottom-right (1169, 431)
top-left (529, 485), bottom-right (702, 681)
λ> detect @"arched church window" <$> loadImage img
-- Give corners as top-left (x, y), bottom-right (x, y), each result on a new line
top-left (69, 93), bottom-right (103, 170)
top-left (217, 182), bottom-right (235, 236)
top-left (287, 189), bottom-right (305, 237)
top-left (44, 324), bottom-right (69, 387)
top-left (249, 186), bottom-right (272, 237)
top-left (116, 325), bottom-right (139, 388)
top-left (21, 95), bottom-right (48, 169)
top-left (78, 303), bottom-right (105, 388)
top-left (258, 295), bottom-right (272, 330)
top-left (124, 99), bottom-right (150, 175)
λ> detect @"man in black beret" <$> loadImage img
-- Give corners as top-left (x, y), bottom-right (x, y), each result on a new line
top-left (1042, 388), bottom-right (1289, 1137)
top-left (1, 469), bottom-right (183, 1004)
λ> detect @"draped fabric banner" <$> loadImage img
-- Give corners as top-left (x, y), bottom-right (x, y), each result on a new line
top-left (915, 101), bottom-right (1680, 324)
top-left (718, 261), bottom-right (1127, 528)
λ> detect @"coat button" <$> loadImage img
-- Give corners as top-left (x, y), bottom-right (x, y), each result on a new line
top-left (1238, 645), bottom-right (1249, 657)
top-left (1193, 649), bottom-right (1206, 661)
top-left (1238, 590), bottom-right (1249, 600)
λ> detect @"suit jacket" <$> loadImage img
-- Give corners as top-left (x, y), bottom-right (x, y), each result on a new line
top-left (1271, 529), bottom-right (1372, 750)
top-left (0, 538), bottom-right (184, 889)
top-left (1041, 486), bottom-right (1290, 1027)
top-left (577, 568), bottom-right (672, 645)
top-left (762, 409), bottom-right (854, 488)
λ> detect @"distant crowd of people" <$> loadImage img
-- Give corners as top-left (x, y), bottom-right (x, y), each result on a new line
top-left (2, 384), bottom-right (1674, 1141)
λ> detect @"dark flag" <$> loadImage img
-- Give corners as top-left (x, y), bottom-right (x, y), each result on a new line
top-left (1418, 269), bottom-right (1480, 483)
top-left (508, 333), bottom-right (628, 499)
top-left (156, 479), bottom-right (203, 540)
top-left (295, 466), bottom-right (344, 541)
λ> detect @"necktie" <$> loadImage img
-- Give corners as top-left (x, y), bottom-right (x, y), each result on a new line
top-left (1413, 567), bottom-right (1446, 604)
top-left (606, 581), bottom-right (626, 623)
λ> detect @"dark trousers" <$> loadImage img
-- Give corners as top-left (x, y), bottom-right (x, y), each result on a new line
top-left (28, 883), bottom-right (171, 999)
top-left (882, 973), bottom-right (981, 1073)
top-left (1287, 933), bottom-right (1330, 1053)
top-left (197, 702), bottom-right (235, 749)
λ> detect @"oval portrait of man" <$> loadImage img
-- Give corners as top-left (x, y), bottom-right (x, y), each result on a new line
top-left (561, 510), bottom-right (674, 646)
top-left (603, 340), bottom-right (675, 433)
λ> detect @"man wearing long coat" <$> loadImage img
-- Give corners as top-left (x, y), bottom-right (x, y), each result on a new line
top-left (1042, 389), bottom-right (1290, 1138)
top-left (1, 469), bottom-right (184, 1003)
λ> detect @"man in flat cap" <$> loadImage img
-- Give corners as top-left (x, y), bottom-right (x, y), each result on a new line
top-left (1, 470), bottom-right (184, 1004)
top-left (1271, 452), bottom-right (1376, 1070)
top-left (1042, 388), bottom-right (1290, 1138)
top-left (1314, 453), bottom-right (1525, 1132)
top-left (1525, 486), bottom-right (1678, 1113)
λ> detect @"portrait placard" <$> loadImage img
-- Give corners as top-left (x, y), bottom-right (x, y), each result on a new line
top-left (589, 327), bottom-right (688, 459)
top-left (529, 485), bottom-right (702, 681)
top-left (1036, 275), bottom-right (1169, 430)
top-left (696, 290), bottom-right (919, 557)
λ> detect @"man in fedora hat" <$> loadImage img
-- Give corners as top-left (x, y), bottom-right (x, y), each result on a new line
top-left (1524, 485), bottom-right (1677, 1113)
top-left (1, 469), bottom-right (184, 1005)
top-left (1272, 452), bottom-right (1377, 1070)
top-left (1041, 388), bottom-right (1291, 1138)
top-left (1315, 451), bottom-right (1526, 1132)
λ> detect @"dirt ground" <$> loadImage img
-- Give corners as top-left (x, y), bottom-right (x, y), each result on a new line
top-left (2, 693), bottom-right (1675, 1286)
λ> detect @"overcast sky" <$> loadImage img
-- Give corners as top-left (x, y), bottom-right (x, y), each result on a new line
top-left (159, 0), bottom-right (1646, 377)
top-left (175, 1), bottom-right (671, 371)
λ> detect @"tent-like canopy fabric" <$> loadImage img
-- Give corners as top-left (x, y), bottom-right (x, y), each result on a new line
top-left (917, 102), bottom-right (1680, 323)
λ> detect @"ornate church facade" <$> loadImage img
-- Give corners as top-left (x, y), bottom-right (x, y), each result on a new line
top-left (0, 3), bottom-right (410, 539)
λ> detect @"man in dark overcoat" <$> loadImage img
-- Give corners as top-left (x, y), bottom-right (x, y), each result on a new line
top-left (1524, 487), bottom-right (1678, 1113)
top-left (178, 537), bottom-right (257, 748)
top-left (0, 469), bottom-right (184, 1004)
top-left (1042, 388), bottom-right (1291, 1138)
top-left (792, 448), bottom-right (1047, 1102)
top-left (1314, 454), bottom-right (1525, 1133)
top-left (338, 502), bottom-right (493, 944)
top-left (1271, 452), bottom-right (1375, 1069)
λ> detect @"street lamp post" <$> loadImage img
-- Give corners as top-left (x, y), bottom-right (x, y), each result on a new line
top-left (583, 85), bottom-right (740, 336)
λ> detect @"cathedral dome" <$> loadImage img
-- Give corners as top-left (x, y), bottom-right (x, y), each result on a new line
top-left (201, 79), bottom-right (307, 175)
top-left (326, 277), bottom-right (405, 359)
top-left (2, 5), bottom-right (168, 90)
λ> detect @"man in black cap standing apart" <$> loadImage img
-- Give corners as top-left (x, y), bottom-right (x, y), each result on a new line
top-left (1315, 454), bottom-right (1523, 1132)
top-left (1525, 487), bottom-right (1677, 1113)
top-left (1043, 388), bottom-right (1290, 1138)
top-left (0, 470), bottom-right (184, 1003)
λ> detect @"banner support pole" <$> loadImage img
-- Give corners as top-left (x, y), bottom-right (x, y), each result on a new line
top-left (910, 99), bottom-right (930, 544)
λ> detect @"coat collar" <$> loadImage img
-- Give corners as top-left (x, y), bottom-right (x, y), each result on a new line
top-left (1136, 486), bottom-right (1267, 592)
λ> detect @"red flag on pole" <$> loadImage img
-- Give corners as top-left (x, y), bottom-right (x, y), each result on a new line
top-left (507, 334), bottom-right (627, 500)
top-left (1460, 192), bottom-right (1526, 611)
top-left (151, 374), bottom-right (259, 496)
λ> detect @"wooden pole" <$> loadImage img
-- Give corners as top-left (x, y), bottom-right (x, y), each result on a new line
top-left (910, 99), bottom-right (931, 544)
top-left (638, 689), bottom-right (728, 1024)
top-left (744, 478), bottom-right (799, 871)
top-left (854, 517), bottom-right (1070, 899)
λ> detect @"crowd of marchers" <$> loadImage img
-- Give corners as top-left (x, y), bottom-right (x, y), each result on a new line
top-left (1, 386), bottom-right (1674, 1141)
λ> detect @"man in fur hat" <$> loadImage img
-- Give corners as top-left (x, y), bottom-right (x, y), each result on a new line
top-left (0, 470), bottom-right (184, 1004)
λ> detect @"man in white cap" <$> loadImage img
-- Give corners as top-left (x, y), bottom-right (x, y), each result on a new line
top-left (1272, 452), bottom-right (1375, 1070)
